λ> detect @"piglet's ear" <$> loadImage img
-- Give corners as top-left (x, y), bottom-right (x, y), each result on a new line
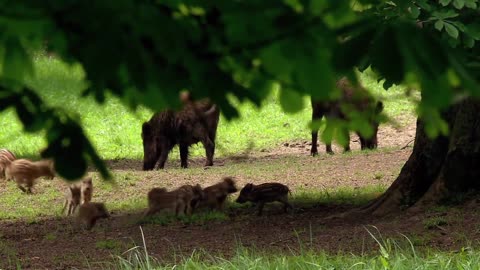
top-left (244, 183), bottom-right (254, 191)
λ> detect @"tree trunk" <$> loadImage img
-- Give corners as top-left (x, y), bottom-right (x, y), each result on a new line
top-left (360, 98), bottom-right (480, 216)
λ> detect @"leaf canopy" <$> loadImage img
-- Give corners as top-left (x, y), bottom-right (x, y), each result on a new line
top-left (0, 0), bottom-right (479, 179)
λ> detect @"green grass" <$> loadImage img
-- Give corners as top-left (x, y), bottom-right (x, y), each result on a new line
top-left (423, 216), bottom-right (449, 230)
top-left (0, 178), bottom-right (64, 219)
top-left (107, 239), bottom-right (480, 270)
top-left (0, 56), bottom-right (416, 160)
top-left (0, 56), bottom-right (456, 270)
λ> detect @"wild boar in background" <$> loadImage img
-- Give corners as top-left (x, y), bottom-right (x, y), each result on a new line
top-left (311, 77), bottom-right (384, 156)
top-left (142, 92), bottom-right (220, 170)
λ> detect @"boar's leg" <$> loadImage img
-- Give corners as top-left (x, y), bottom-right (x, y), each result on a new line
top-left (278, 196), bottom-right (293, 213)
top-left (184, 200), bottom-right (193, 215)
top-left (85, 218), bottom-right (97, 230)
top-left (156, 149), bottom-right (169, 170)
top-left (359, 135), bottom-right (366, 150)
top-left (216, 195), bottom-right (227, 210)
top-left (66, 201), bottom-right (73, 215)
top-left (143, 206), bottom-right (159, 218)
top-left (201, 137), bottom-right (215, 167)
top-left (21, 181), bottom-right (33, 194)
top-left (62, 200), bottom-right (68, 215)
top-left (175, 200), bottom-right (187, 216)
top-left (70, 204), bottom-right (78, 216)
top-left (179, 143), bottom-right (189, 168)
top-left (256, 202), bottom-right (265, 216)
top-left (311, 104), bottom-right (325, 156)
top-left (325, 143), bottom-right (334, 154)
top-left (341, 128), bottom-right (351, 153)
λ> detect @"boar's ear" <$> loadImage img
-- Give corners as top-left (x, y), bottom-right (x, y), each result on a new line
top-left (142, 122), bottom-right (152, 136)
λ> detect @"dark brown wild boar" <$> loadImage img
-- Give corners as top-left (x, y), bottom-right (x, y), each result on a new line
top-left (236, 183), bottom-right (292, 216)
top-left (142, 92), bottom-right (220, 170)
top-left (311, 77), bottom-right (384, 156)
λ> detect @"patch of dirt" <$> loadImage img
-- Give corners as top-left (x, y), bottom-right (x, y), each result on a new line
top-left (5, 118), bottom-right (477, 270)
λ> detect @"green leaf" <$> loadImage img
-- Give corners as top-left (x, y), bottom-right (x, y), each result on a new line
top-left (445, 23), bottom-right (459, 39)
top-left (55, 152), bottom-right (88, 180)
top-left (335, 126), bottom-right (350, 148)
top-left (294, 48), bottom-right (335, 100)
top-left (409, 6), bottom-right (420, 19)
top-left (432, 10), bottom-right (459, 20)
top-left (370, 26), bottom-right (405, 86)
top-left (2, 38), bottom-right (33, 81)
top-left (260, 43), bottom-right (293, 82)
top-left (279, 87), bottom-right (304, 113)
top-left (439, 0), bottom-right (452, 6)
top-left (416, 0), bottom-right (433, 11)
top-left (465, 23), bottom-right (480, 40)
top-left (463, 35), bottom-right (475, 48)
top-left (333, 19), bottom-right (376, 72)
top-left (309, 0), bottom-right (328, 15)
top-left (321, 119), bottom-right (335, 145)
top-left (453, 0), bottom-right (465, 9)
top-left (465, 0), bottom-right (477, 8)
top-left (451, 21), bottom-right (466, 32)
top-left (308, 119), bottom-right (324, 132)
top-left (283, 0), bottom-right (303, 13)
top-left (435, 20), bottom-right (444, 31)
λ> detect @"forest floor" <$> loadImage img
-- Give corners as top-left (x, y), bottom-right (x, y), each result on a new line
top-left (3, 117), bottom-right (480, 269)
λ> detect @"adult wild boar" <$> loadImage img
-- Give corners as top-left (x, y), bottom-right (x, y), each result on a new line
top-left (311, 77), bottom-right (384, 156)
top-left (142, 94), bottom-right (220, 170)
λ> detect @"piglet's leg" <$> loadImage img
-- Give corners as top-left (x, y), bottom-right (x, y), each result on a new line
top-left (256, 202), bottom-right (265, 216)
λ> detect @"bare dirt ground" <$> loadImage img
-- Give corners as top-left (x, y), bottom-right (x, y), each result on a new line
top-left (3, 119), bottom-right (480, 269)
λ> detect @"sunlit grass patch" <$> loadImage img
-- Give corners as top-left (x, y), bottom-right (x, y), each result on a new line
top-left (0, 57), bottom-right (416, 161)
top-left (109, 235), bottom-right (480, 270)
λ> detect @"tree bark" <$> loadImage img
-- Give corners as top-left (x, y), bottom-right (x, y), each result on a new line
top-left (359, 98), bottom-right (480, 216)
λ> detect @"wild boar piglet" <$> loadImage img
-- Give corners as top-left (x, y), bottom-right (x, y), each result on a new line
top-left (236, 182), bottom-right (292, 216)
